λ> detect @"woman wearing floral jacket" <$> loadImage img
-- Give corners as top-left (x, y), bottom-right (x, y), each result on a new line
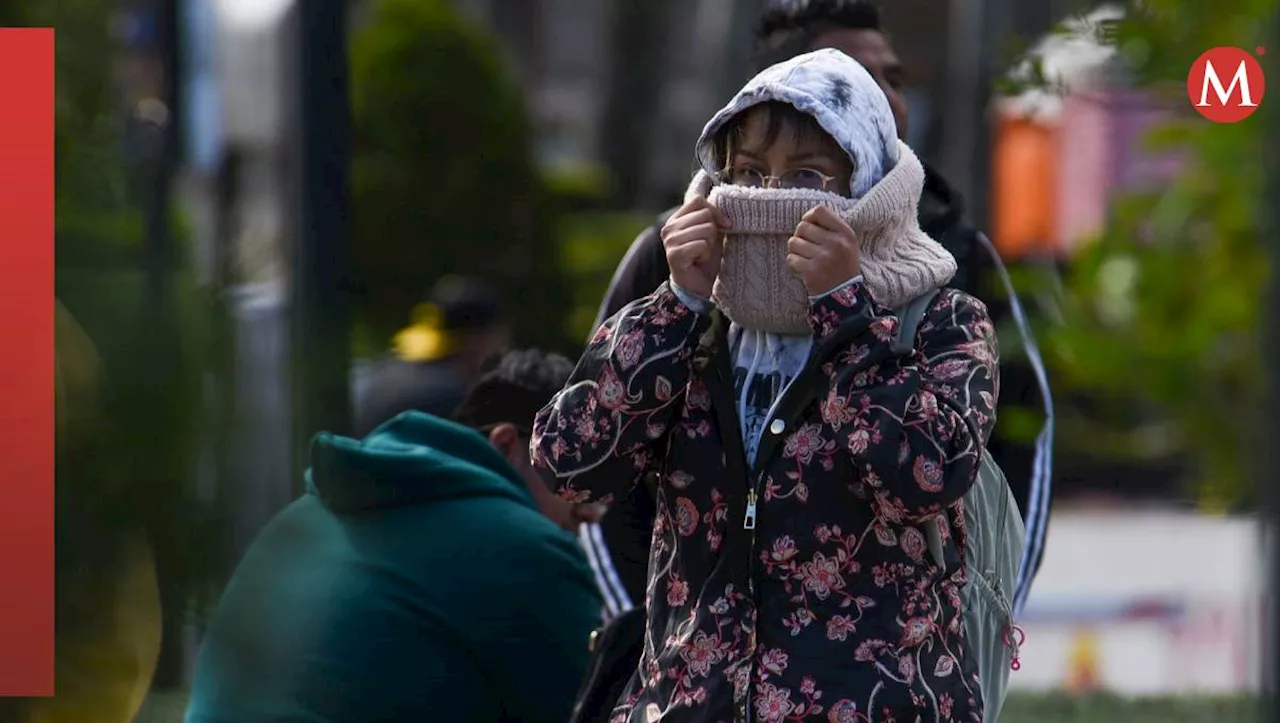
top-left (533, 49), bottom-right (998, 723)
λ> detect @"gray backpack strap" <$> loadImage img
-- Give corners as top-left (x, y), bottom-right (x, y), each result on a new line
top-left (891, 289), bottom-right (946, 566)
top-left (886, 285), bottom-right (1026, 722)
top-left (890, 289), bottom-right (941, 356)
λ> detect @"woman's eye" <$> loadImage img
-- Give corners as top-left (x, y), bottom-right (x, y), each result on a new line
top-left (785, 169), bottom-right (827, 190)
top-left (731, 167), bottom-right (765, 187)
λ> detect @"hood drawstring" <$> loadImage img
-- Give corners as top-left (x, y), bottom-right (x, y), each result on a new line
top-left (738, 329), bottom-right (766, 451)
top-left (1005, 624), bottom-right (1026, 671)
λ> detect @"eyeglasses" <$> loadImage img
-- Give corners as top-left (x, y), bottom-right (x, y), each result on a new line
top-left (717, 165), bottom-right (838, 191)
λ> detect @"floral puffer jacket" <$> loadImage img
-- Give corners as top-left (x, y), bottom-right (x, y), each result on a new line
top-left (533, 280), bottom-right (998, 723)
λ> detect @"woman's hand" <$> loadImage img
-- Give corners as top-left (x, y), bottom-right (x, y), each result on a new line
top-left (787, 205), bottom-right (861, 296)
top-left (662, 196), bottom-right (731, 300)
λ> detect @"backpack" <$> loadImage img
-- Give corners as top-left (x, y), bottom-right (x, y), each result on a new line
top-left (570, 291), bottom-right (1025, 723)
top-left (891, 289), bottom-right (1025, 723)
top-left (569, 608), bottom-right (645, 723)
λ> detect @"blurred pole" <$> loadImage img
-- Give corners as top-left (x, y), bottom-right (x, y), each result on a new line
top-left (1264, 8), bottom-right (1280, 718)
top-left (717, 0), bottom-right (768, 103)
top-left (144, 0), bottom-right (180, 306)
top-left (282, 0), bottom-right (353, 488)
top-left (146, 0), bottom-right (188, 691)
top-left (938, 0), bottom-right (981, 223)
top-left (491, 0), bottom-right (543, 89)
top-left (939, 0), bottom-right (1013, 233)
top-left (598, 0), bottom-right (676, 208)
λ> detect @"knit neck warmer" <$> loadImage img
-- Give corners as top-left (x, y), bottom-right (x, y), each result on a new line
top-left (686, 141), bottom-right (957, 334)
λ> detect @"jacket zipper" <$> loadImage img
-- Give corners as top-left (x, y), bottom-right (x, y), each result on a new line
top-left (703, 344), bottom-right (756, 723)
top-left (743, 477), bottom-right (764, 723)
top-left (705, 318), bottom-right (856, 723)
top-left (735, 340), bottom-right (846, 723)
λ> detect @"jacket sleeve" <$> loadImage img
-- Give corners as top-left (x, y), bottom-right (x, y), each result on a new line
top-left (588, 216), bottom-right (673, 341)
top-left (534, 281), bottom-right (708, 505)
top-left (808, 283), bottom-right (999, 521)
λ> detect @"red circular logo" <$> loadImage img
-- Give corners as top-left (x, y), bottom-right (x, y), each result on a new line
top-left (1187, 47), bottom-right (1266, 123)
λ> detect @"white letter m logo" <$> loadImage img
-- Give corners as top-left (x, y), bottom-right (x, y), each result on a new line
top-left (1198, 59), bottom-right (1258, 107)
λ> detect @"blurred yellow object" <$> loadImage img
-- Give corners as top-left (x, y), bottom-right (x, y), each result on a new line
top-left (1195, 484), bottom-right (1233, 516)
top-left (21, 304), bottom-right (164, 723)
top-left (22, 539), bottom-right (162, 723)
top-left (392, 302), bottom-right (455, 362)
top-left (1065, 627), bottom-right (1102, 693)
top-left (55, 300), bottom-right (105, 442)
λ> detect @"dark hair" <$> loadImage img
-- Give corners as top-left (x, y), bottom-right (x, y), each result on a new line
top-left (752, 0), bottom-right (882, 71)
top-left (453, 349), bottom-right (574, 435)
top-left (429, 275), bottom-right (503, 333)
top-left (710, 101), bottom-right (850, 176)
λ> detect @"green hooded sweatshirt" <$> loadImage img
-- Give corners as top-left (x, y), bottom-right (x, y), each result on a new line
top-left (186, 412), bottom-right (602, 723)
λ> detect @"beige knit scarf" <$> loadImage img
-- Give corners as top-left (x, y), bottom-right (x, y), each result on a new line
top-left (685, 141), bottom-right (957, 334)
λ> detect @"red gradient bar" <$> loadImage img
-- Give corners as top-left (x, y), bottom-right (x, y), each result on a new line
top-left (0, 28), bottom-right (55, 696)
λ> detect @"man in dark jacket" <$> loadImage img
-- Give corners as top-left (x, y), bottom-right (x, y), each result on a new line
top-left (186, 350), bottom-right (601, 723)
top-left (586, 0), bottom-right (1054, 616)
top-left (352, 275), bottom-right (510, 436)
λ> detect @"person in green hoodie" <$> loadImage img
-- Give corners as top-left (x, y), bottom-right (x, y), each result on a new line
top-left (185, 350), bottom-right (603, 723)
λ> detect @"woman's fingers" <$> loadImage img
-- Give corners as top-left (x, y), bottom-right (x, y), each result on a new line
top-left (667, 237), bottom-right (711, 268)
top-left (667, 197), bottom-right (730, 231)
top-left (802, 204), bottom-right (845, 232)
top-left (787, 234), bottom-right (825, 260)
top-left (786, 251), bottom-right (815, 277)
top-left (793, 221), bottom-right (842, 249)
top-left (713, 205), bottom-right (732, 229)
top-left (662, 208), bottom-right (720, 243)
top-left (665, 224), bottom-right (719, 252)
top-left (663, 207), bottom-right (715, 235)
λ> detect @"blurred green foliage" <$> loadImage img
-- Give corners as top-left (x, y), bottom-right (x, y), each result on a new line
top-left (5, 0), bottom-right (226, 667)
top-left (556, 210), bottom-right (652, 345)
top-left (1029, 1), bottom-right (1272, 508)
top-left (350, 0), bottom-right (570, 352)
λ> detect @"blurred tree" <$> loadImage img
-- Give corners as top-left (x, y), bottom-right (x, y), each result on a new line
top-left (1034, 1), bottom-right (1273, 508)
top-left (556, 210), bottom-right (652, 344)
top-left (350, 0), bottom-right (570, 353)
top-left (1, 0), bottom-right (226, 700)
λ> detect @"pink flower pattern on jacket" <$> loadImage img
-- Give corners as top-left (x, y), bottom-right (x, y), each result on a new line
top-left (532, 281), bottom-right (998, 722)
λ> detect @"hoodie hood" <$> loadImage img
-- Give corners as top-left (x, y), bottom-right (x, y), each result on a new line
top-left (307, 411), bottom-right (534, 513)
top-left (695, 48), bottom-right (899, 199)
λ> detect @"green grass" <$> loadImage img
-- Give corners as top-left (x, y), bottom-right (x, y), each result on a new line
top-left (134, 690), bottom-right (1260, 723)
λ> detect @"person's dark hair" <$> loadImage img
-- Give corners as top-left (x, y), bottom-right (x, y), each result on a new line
top-left (453, 349), bottom-right (574, 436)
top-left (710, 101), bottom-right (850, 175)
top-left (429, 274), bottom-right (503, 333)
top-left (752, 0), bottom-right (883, 71)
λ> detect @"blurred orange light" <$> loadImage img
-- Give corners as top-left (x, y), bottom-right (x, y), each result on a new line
top-left (991, 115), bottom-right (1058, 259)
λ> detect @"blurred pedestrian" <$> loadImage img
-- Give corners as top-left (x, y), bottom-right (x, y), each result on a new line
top-left (186, 350), bottom-right (601, 723)
top-left (587, 0), bottom-right (1054, 619)
top-left (537, 49), bottom-right (997, 721)
top-left (352, 275), bottom-right (510, 436)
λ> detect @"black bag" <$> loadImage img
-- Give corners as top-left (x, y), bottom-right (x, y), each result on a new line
top-left (569, 607), bottom-right (645, 723)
